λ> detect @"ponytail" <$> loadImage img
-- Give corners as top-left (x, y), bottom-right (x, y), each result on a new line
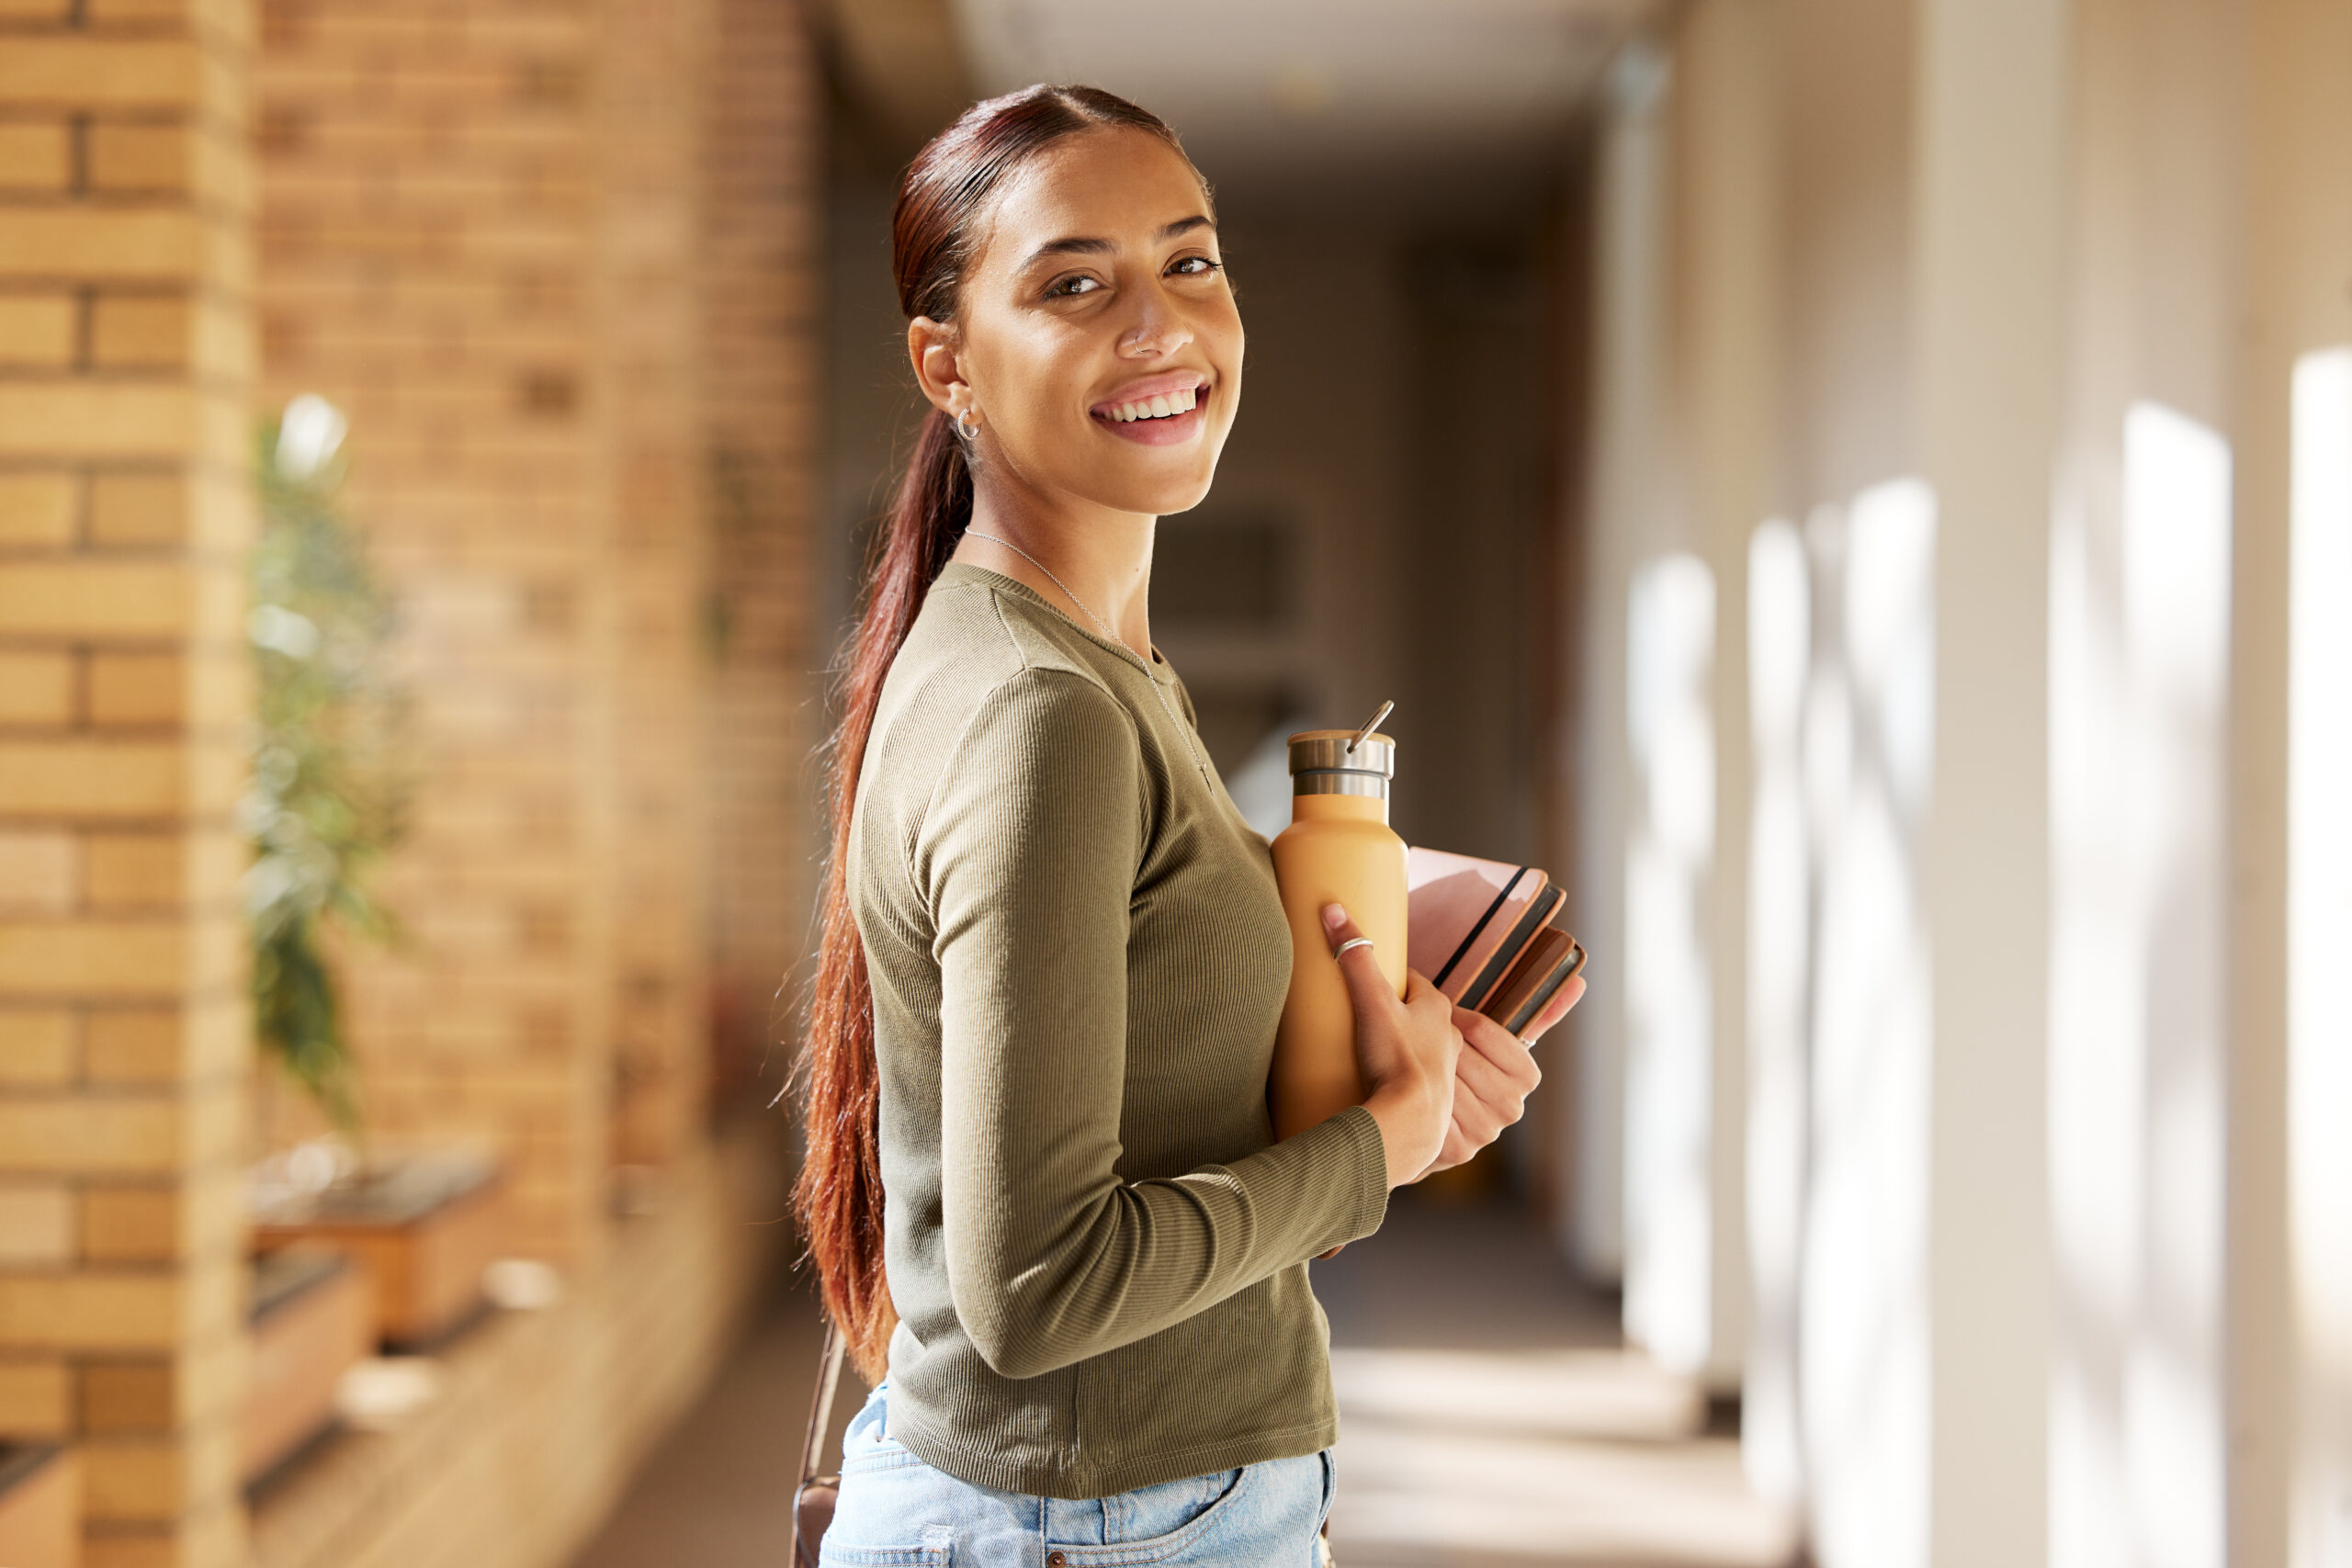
top-left (797, 409), bottom-right (969, 1376)
top-left (793, 84), bottom-right (1200, 1381)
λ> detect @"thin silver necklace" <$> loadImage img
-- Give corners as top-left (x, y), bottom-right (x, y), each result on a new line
top-left (963, 527), bottom-right (1209, 783)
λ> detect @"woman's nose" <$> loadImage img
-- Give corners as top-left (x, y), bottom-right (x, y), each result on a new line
top-left (1118, 303), bottom-right (1193, 358)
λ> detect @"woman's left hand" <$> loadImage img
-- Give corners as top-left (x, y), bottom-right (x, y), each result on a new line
top-left (1416, 977), bottom-right (1585, 1179)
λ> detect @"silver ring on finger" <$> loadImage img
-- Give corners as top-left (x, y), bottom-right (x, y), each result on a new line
top-left (1334, 937), bottom-right (1375, 958)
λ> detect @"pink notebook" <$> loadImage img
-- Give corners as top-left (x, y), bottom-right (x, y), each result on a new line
top-left (1407, 848), bottom-right (1545, 1002)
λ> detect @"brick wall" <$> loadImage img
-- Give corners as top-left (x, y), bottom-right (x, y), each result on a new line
top-left (0, 1), bottom-right (259, 1564)
top-left (256, 0), bottom-right (618, 1263)
top-left (596, 0), bottom-right (712, 1177)
top-left (701, 0), bottom-right (823, 1104)
top-left (251, 0), bottom-right (819, 1258)
top-left (0, 0), bottom-right (816, 1549)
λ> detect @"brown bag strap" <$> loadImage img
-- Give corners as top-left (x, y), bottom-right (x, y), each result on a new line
top-left (799, 1319), bottom-right (849, 1488)
top-left (791, 1324), bottom-right (850, 1567)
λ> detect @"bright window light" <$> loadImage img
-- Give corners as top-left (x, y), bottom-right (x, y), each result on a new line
top-left (1625, 551), bottom-right (1717, 1376)
top-left (1801, 478), bottom-right (1933, 1568)
top-left (2049, 400), bottom-right (2231, 1568)
top-left (1746, 518), bottom-right (1810, 1510)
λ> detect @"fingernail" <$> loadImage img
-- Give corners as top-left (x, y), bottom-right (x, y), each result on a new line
top-left (1321, 903), bottom-right (1346, 931)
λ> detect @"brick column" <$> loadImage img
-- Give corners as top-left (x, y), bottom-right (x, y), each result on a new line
top-left (0, 2), bottom-right (256, 1566)
top-left (255, 0), bottom-right (820, 1254)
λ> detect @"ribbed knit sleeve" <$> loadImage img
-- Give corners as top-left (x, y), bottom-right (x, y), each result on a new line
top-left (918, 668), bottom-right (1387, 1382)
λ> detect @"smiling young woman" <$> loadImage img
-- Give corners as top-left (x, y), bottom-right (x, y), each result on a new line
top-left (796, 85), bottom-right (1564, 1567)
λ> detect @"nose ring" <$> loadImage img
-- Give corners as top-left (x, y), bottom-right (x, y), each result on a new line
top-left (954, 408), bottom-right (979, 441)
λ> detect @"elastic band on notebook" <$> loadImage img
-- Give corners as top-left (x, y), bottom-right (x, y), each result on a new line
top-left (1464, 885), bottom-right (1564, 1009)
top-left (1433, 865), bottom-right (1530, 989)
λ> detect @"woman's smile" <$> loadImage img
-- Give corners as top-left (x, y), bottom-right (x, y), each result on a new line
top-left (1091, 370), bottom-right (1214, 446)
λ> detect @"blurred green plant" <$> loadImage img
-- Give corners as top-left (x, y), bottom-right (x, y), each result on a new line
top-left (243, 395), bottom-right (410, 1134)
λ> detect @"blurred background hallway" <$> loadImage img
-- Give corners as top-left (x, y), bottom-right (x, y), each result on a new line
top-left (5, 0), bottom-right (2351, 1566)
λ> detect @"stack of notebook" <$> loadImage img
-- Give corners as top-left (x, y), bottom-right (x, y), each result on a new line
top-left (1407, 849), bottom-right (1588, 1035)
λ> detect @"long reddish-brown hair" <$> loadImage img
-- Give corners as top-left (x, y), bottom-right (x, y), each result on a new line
top-left (797, 85), bottom-right (1202, 1378)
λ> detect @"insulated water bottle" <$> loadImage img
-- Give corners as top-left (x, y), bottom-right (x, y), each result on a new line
top-left (1269, 715), bottom-right (1407, 1139)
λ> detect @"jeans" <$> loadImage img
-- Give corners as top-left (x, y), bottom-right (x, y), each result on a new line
top-left (820, 1382), bottom-right (1336, 1566)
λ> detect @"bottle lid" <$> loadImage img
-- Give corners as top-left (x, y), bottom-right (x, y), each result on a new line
top-left (1288, 728), bottom-right (1396, 797)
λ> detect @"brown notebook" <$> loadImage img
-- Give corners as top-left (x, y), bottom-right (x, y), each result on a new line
top-left (1481, 924), bottom-right (1589, 1034)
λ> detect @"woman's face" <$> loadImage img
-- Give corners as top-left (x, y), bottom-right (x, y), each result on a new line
top-left (911, 128), bottom-right (1243, 520)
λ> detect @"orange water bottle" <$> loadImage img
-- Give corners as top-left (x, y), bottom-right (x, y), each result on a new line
top-left (1269, 705), bottom-right (1407, 1139)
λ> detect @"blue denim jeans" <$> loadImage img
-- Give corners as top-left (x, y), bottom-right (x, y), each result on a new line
top-left (820, 1382), bottom-right (1335, 1566)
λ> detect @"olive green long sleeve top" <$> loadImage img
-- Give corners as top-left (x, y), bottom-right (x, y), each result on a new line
top-left (847, 562), bottom-right (1390, 1499)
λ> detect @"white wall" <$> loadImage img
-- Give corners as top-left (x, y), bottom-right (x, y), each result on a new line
top-left (1576, 0), bottom-right (2352, 1562)
top-left (2046, 12), bottom-right (2245, 1562)
top-left (1569, 38), bottom-right (1674, 1283)
top-left (1914, 0), bottom-right (2070, 1559)
top-left (2242, 10), bottom-right (2352, 1566)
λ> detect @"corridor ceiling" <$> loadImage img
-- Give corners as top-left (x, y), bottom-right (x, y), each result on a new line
top-left (950, 0), bottom-right (1654, 211)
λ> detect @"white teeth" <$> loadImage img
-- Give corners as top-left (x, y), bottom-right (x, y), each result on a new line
top-left (1104, 388), bottom-right (1204, 423)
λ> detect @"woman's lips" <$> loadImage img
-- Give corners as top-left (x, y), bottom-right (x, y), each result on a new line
top-left (1091, 380), bottom-right (1211, 446)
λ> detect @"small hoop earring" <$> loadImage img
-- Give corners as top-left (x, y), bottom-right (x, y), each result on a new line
top-left (954, 408), bottom-right (979, 441)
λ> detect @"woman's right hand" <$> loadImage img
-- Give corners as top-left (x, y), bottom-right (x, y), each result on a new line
top-left (1322, 902), bottom-right (1462, 1189)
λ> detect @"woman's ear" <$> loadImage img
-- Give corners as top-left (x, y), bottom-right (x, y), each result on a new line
top-left (908, 317), bottom-right (967, 417)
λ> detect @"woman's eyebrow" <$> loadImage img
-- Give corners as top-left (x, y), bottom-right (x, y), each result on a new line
top-left (1023, 234), bottom-right (1113, 267)
top-left (1020, 215), bottom-right (1216, 272)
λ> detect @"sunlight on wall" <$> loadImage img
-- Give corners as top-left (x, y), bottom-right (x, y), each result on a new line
top-left (2049, 401), bottom-right (2231, 1568)
top-left (1745, 518), bottom-right (1810, 1511)
top-left (1801, 478), bottom-right (1933, 1568)
top-left (1625, 551), bottom-right (1718, 1375)
top-left (2290, 346), bottom-right (2352, 1568)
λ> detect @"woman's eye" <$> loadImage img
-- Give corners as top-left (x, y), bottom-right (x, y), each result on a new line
top-left (1170, 256), bottom-right (1223, 278)
top-left (1046, 275), bottom-right (1102, 298)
